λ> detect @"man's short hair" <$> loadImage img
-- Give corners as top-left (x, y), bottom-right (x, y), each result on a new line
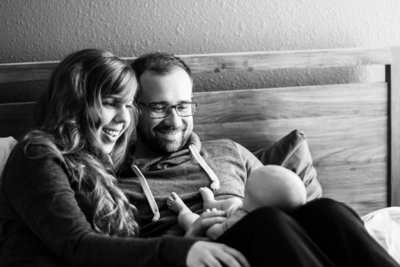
top-left (131, 52), bottom-right (192, 80)
top-left (131, 52), bottom-right (192, 101)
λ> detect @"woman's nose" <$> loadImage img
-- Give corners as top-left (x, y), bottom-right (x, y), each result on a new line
top-left (115, 105), bottom-right (131, 125)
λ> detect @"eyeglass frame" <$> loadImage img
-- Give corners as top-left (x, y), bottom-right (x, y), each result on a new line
top-left (136, 101), bottom-right (198, 119)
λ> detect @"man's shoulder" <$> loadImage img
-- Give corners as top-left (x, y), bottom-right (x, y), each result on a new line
top-left (202, 138), bottom-right (237, 146)
top-left (201, 138), bottom-right (245, 155)
top-left (202, 138), bottom-right (249, 152)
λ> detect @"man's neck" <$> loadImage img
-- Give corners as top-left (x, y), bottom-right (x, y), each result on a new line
top-left (133, 140), bottom-right (163, 159)
top-left (133, 133), bottom-right (198, 159)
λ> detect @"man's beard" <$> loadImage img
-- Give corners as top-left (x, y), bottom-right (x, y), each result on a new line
top-left (137, 124), bottom-right (191, 154)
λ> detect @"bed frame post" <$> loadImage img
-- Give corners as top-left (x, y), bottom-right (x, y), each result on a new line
top-left (388, 46), bottom-right (400, 206)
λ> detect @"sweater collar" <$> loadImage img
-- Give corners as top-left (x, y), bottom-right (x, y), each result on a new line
top-left (132, 133), bottom-right (201, 171)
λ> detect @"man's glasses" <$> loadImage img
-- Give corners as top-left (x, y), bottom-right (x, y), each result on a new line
top-left (137, 102), bottom-right (198, 119)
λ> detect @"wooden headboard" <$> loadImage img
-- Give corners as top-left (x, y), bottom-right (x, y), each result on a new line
top-left (1, 47), bottom-right (400, 216)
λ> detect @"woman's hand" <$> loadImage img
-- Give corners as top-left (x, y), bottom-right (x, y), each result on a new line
top-left (185, 208), bottom-right (226, 238)
top-left (186, 241), bottom-right (250, 267)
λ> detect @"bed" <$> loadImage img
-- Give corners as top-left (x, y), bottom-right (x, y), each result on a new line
top-left (1, 47), bottom-right (400, 218)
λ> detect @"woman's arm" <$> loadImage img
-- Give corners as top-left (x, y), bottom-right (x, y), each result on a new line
top-left (183, 210), bottom-right (250, 267)
top-left (187, 241), bottom-right (250, 267)
top-left (2, 143), bottom-right (195, 267)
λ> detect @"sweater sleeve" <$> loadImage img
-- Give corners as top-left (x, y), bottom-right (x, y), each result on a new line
top-left (3, 143), bottom-right (196, 267)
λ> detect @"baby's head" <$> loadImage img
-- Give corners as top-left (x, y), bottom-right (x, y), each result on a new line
top-left (242, 165), bottom-right (307, 212)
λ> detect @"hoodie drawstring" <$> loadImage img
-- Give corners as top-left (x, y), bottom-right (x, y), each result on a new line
top-left (131, 164), bottom-right (160, 222)
top-left (188, 144), bottom-right (220, 191)
top-left (131, 144), bottom-right (220, 221)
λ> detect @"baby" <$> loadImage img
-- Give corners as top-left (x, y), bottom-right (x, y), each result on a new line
top-left (167, 165), bottom-right (307, 240)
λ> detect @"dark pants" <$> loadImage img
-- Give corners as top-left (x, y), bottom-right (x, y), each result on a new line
top-left (216, 198), bottom-right (399, 267)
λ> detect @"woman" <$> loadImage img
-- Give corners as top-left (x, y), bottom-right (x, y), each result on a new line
top-left (0, 49), bottom-right (248, 267)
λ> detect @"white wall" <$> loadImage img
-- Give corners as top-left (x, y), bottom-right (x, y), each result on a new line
top-left (1, 0), bottom-right (400, 99)
top-left (2, 0), bottom-right (400, 62)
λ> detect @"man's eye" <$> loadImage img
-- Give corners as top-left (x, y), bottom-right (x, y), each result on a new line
top-left (150, 105), bottom-right (167, 112)
top-left (177, 104), bottom-right (190, 111)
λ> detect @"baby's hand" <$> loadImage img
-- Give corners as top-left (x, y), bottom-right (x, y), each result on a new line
top-left (185, 209), bottom-right (226, 238)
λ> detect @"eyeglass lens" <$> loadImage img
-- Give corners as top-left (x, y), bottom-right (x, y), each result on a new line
top-left (149, 103), bottom-right (196, 118)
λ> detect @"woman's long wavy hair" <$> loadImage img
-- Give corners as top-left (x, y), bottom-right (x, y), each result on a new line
top-left (23, 49), bottom-right (139, 237)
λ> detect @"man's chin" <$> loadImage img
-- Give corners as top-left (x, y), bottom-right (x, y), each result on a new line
top-left (156, 141), bottom-right (184, 154)
top-left (138, 130), bottom-right (190, 154)
top-left (153, 133), bottom-right (185, 152)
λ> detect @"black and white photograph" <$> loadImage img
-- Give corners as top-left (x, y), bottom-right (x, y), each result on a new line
top-left (1, 1), bottom-right (400, 266)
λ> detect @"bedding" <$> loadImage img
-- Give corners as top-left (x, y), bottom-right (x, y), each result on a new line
top-left (362, 207), bottom-right (400, 263)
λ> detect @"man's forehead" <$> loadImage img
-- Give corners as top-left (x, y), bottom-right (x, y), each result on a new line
top-left (140, 68), bottom-right (191, 82)
top-left (138, 69), bottom-right (193, 101)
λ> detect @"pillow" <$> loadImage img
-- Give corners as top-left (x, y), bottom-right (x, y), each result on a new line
top-left (0, 137), bottom-right (17, 180)
top-left (253, 129), bottom-right (322, 201)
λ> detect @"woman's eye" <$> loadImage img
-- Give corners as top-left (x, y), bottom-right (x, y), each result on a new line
top-left (103, 101), bottom-right (116, 107)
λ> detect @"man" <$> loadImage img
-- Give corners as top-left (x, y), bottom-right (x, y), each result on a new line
top-left (119, 52), bottom-right (262, 237)
top-left (118, 52), bottom-right (400, 267)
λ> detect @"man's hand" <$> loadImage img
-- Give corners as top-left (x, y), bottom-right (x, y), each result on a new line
top-left (186, 241), bottom-right (250, 267)
top-left (185, 208), bottom-right (226, 237)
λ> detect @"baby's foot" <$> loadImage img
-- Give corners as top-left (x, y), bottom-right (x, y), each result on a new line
top-left (167, 192), bottom-right (190, 214)
top-left (200, 187), bottom-right (243, 211)
top-left (199, 187), bottom-right (217, 209)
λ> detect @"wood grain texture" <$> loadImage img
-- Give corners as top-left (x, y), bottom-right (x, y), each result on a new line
top-left (319, 162), bottom-right (387, 216)
top-left (193, 82), bottom-right (387, 124)
top-left (179, 47), bottom-right (392, 73)
top-left (0, 102), bottom-right (35, 138)
top-left (0, 61), bottom-right (58, 84)
top-left (192, 82), bottom-right (390, 214)
top-left (0, 47), bottom-right (392, 83)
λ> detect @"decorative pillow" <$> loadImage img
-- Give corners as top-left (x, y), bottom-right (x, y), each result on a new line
top-left (0, 137), bottom-right (17, 180)
top-left (253, 129), bottom-right (322, 201)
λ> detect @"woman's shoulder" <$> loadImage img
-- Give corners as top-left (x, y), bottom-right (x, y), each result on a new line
top-left (11, 136), bottom-right (52, 159)
top-left (2, 137), bottom-right (71, 200)
top-left (4, 134), bottom-right (62, 179)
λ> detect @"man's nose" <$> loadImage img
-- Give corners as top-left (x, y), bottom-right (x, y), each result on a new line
top-left (163, 107), bottom-right (183, 128)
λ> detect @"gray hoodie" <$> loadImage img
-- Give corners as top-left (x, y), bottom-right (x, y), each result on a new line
top-left (119, 133), bottom-right (262, 237)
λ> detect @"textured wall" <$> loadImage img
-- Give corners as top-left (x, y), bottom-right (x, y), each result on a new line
top-left (2, 0), bottom-right (400, 62)
top-left (1, 0), bottom-right (400, 100)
